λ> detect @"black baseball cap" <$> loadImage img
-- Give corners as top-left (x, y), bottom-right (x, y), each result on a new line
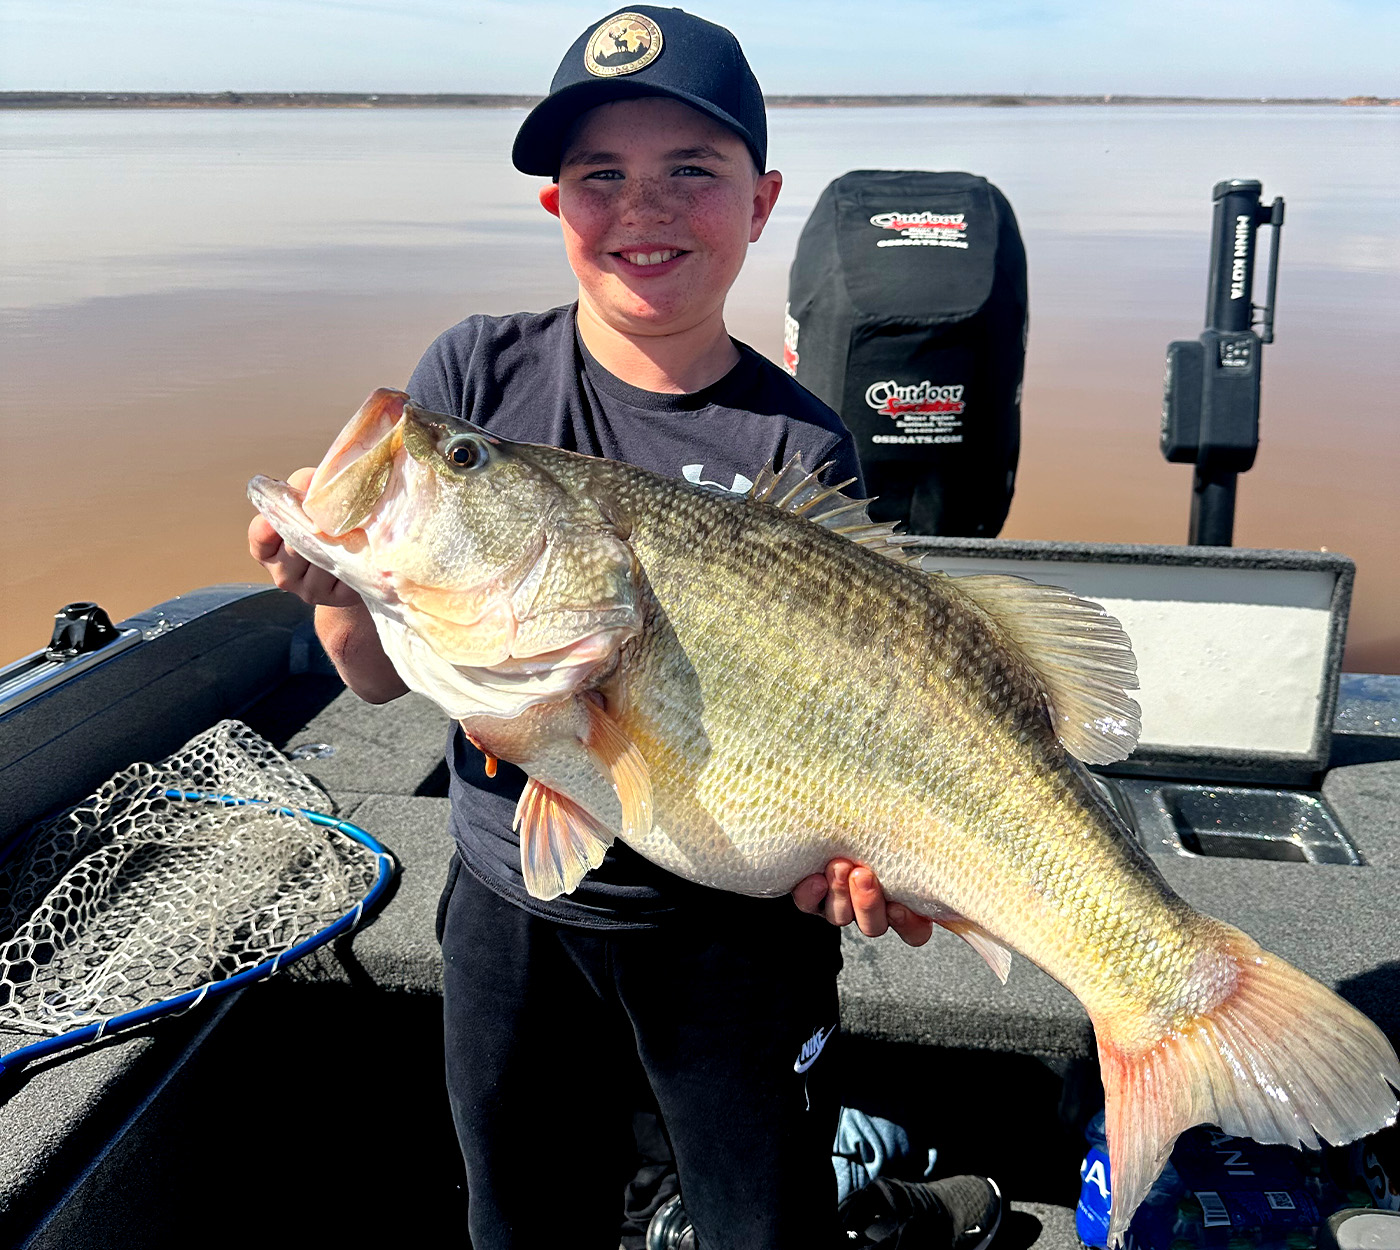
top-left (512, 7), bottom-right (767, 177)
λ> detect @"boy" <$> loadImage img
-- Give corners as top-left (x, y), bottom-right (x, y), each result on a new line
top-left (251, 8), bottom-right (997, 1247)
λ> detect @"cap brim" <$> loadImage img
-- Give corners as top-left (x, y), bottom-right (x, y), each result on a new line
top-left (512, 79), bottom-right (761, 176)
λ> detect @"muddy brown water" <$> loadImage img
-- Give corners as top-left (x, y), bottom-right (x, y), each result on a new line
top-left (3, 106), bottom-right (1397, 672)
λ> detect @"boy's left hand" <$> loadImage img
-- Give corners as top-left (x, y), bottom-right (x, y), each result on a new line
top-left (792, 860), bottom-right (934, 947)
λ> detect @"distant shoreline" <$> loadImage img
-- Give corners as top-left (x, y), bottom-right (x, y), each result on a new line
top-left (4, 91), bottom-right (1397, 110)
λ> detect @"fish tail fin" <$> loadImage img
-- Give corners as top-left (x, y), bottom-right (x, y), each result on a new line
top-left (1097, 923), bottom-right (1400, 1248)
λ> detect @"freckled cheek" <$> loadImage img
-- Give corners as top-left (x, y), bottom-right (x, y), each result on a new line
top-left (562, 225), bottom-right (602, 273)
top-left (687, 218), bottom-right (750, 280)
top-left (558, 192), bottom-right (616, 255)
top-left (686, 188), bottom-right (756, 254)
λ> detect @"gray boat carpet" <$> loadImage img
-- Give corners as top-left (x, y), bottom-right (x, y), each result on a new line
top-left (3, 671), bottom-right (1396, 1248)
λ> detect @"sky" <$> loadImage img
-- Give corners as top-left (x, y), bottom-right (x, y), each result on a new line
top-left (2, 0), bottom-right (1397, 97)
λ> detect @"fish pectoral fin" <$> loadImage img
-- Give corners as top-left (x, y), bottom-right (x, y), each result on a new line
top-left (939, 573), bottom-right (1142, 765)
top-left (581, 699), bottom-right (654, 839)
top-left (513, 779), bottom-right (615, 901)
top-left (929, 911), bottom-right (1014, 984)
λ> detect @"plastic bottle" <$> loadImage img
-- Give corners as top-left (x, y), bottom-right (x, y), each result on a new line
top-left (1077, 1112), bottom-right (1183, 1248)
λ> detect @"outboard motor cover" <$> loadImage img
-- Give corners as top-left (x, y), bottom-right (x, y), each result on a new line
top-left (784, 170), bottom-right (1027, 536)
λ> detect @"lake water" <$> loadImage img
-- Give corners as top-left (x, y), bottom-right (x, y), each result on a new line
top-left (2, 105), bottom-right (1397, 671)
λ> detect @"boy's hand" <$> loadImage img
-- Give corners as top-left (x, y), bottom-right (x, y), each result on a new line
top-left (248, 467), bottom-right (359, 608)
top-left (792, 859), bottom-right (934, 947)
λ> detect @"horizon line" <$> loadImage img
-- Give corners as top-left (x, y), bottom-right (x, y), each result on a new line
top-left (6, 90), bottom-right (1397, 109)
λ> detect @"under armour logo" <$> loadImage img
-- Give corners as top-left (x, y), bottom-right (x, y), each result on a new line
top-left (682, 464), bottom-right (753, 495)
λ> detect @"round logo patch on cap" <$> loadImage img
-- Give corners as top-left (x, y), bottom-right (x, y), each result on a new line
top-left (584, 12), bottom-right (663, 77)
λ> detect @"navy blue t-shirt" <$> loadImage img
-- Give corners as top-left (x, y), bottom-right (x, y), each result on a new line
top-left (406, 304), bottom-right (864, 929)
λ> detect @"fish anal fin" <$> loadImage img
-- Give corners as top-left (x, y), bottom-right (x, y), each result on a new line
top-left (1095, 922), bottom-right (1400, 1248)
top-left (512, 779), bottom-right (614, 901)
top-left (930, 910), bottom-right (1013, 984)
top-left (942, 573), bottom-right (1142, 765)
top-left (749, 455), bottom-right (924, 569)
top-left (581, 699), bottom-right (653, 839)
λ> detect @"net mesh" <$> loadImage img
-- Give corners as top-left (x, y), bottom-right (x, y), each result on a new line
top-left (0, 720), bottom-right (381, 1040)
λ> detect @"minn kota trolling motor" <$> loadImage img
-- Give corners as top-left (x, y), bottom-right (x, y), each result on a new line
top-left (1161, 180), bottom-right (1285, 546)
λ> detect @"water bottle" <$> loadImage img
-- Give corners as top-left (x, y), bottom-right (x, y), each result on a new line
top-left (1076, 1112), bottom-right (1183, 1248)
top-left (1075, 1113), bottom-right (1113, 1248)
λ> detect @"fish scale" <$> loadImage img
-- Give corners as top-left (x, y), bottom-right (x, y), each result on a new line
top-left (248, 389), bottom-right (1399, 1247)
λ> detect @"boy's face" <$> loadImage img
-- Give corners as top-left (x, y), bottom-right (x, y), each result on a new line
top-left (540, 96), bottom-right (782, 338)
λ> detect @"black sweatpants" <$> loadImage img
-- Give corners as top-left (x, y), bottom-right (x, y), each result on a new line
top-left (438, 854), bottom-right (844, 1250)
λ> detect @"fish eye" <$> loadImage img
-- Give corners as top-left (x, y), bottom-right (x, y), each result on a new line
top-left (445, 437), bottom-right (485, 470)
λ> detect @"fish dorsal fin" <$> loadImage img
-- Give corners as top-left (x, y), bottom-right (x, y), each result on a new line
top-left (747, 459), bottom-right (1139, 763)
top-left (942, 573), bottom-right (1142, 765)
top-left (749, 455), bottom-right (924, 569)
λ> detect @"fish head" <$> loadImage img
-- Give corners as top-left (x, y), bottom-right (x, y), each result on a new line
top-left (248, 388), bottom-right (641, 708)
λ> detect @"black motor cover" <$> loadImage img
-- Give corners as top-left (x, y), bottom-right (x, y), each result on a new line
top-left (784, 170), bottom-right (1027, 536)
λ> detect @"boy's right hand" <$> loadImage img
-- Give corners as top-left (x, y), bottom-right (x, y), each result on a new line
top-left (792, 860), bottom-right (935, 947)
top-left (247, 467), bottom-right (359, 607)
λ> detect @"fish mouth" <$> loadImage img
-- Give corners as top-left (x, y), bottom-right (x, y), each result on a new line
top-left (302, 387), bottom-right (409, 537)
top-left (301, 389), bottom-right (499, 527)
top-left (247, 387), bottom-right (412, 597)
top-left (247, 471), bottom-right (381, 599)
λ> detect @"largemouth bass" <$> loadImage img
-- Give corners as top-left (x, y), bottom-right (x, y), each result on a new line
top-left (250, 388), bottom-right (1399, 1244)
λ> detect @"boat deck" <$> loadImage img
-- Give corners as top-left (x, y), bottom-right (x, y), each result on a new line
top-left (1, 588), bottom-right (1397, 1248)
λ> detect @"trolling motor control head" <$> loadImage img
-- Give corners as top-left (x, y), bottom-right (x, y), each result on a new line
top-left (1160, 180), bottom-right (1285, 545)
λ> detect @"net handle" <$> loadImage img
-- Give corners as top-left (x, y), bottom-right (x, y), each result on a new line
top-left (0, 798), bottom-right (395, 1080)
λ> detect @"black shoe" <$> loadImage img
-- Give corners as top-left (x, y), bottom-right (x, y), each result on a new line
top-left (838, 1175), bottom-right (1003, 1250)
top-left (645, 1194), bottom-right (697, 1250)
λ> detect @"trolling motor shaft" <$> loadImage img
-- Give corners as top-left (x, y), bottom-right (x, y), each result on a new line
top-left (1161, 180), bottom-right (1285, 546)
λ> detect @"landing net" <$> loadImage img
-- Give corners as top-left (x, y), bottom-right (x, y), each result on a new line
top-left (0, 720), bottom-right (392, 1073)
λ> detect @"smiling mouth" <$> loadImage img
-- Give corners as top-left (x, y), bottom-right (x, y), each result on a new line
top-left (616, 248), bottom-right (687, 266)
